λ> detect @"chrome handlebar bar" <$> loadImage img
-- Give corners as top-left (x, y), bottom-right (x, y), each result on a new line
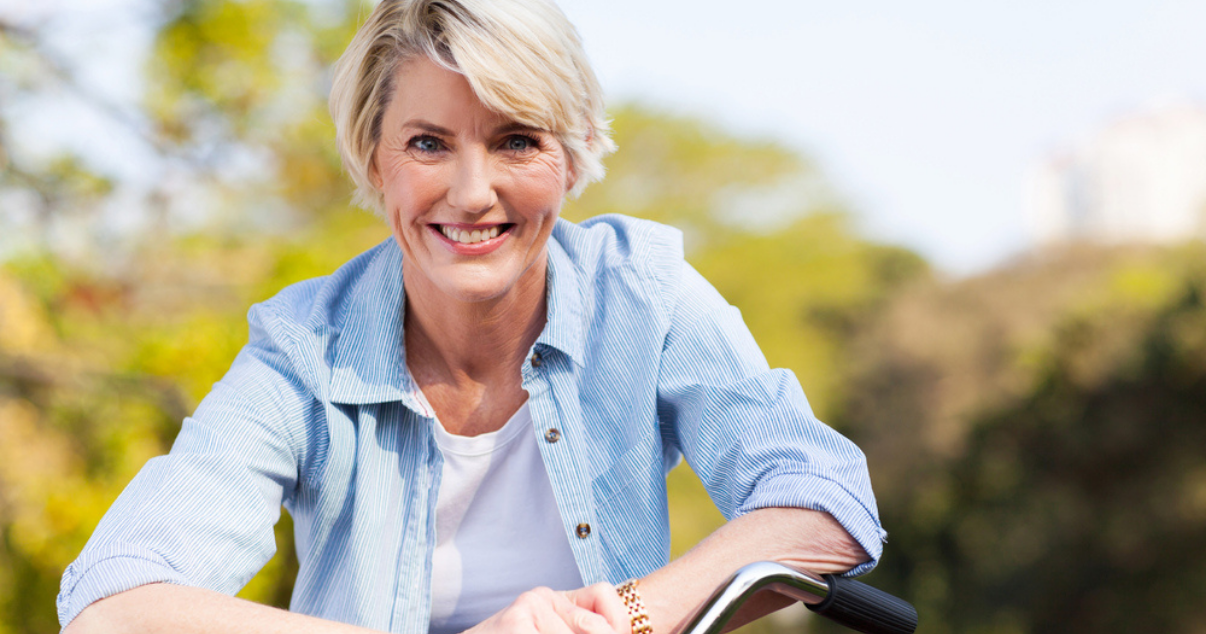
top-left (680, 562), bottom-right (918, 634)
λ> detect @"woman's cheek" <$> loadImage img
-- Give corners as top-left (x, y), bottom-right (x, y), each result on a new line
top-left (511, 156), bottom-right (571, 202)
top-left (386, 165), bottom-right (443, 220)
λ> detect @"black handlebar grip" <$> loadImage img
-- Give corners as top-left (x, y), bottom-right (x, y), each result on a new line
top-left (806, 574), bottom-right (918, 634)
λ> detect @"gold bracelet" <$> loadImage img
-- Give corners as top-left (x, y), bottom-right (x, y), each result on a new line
top-left (615, 579), bottom-right (653, 634)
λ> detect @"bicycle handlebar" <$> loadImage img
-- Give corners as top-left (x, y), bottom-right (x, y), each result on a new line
top-left (679, 562), bottom-right (917, 634)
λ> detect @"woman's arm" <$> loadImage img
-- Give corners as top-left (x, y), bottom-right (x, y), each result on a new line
top-left (65, 585), bottom-right (381, 634)
top-left (67, 583), bottom-right (626, 634)
top-left (638, 507), bottom-right (869, 634)
top-left (57, 329), bottom-right (312, 627)
top-left (68, 510), bottom-right (855, 634)
top-left (654, 264), bottom-right (887, 573)
top-left (640, 258), bottom-right (883, 634)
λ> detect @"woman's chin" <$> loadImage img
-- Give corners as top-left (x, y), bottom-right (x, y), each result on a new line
top-left (406, 256), bottom-right (546, 308)
top-left (430, 275), bottom-right (518, 305)
top-left (446, 286), bottom-right (508, 304)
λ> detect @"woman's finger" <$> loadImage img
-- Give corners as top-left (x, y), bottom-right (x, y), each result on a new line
top-left (545, 587), bottom-right (618, 634)
top-left (467, 587), bottom-right (621, 634)
top-left (474, 588), bottom-right (569, 634)
top-left (564, 583), bottom-right (629, 634)
top-left (558, 604), bottom-right (615, 634)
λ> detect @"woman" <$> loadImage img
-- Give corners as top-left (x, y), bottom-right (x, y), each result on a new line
top-left (57, 1), bottom-right (885, 633)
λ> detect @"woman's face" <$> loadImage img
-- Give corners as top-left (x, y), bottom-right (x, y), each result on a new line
top-left (372, 57), bottom-right (574, 306)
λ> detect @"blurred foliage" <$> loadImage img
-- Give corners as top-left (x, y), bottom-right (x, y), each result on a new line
top-left (4, 1), bottom-right (1206, 634)
top-left (829, 243), bottom-right (1206, 634)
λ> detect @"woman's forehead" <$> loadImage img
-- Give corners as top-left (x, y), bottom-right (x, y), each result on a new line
top-left (387, 58), bottom-right (544, 134)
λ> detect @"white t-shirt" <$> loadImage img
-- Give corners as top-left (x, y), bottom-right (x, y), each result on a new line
top-left (428, 402), bottom-right (584, 634)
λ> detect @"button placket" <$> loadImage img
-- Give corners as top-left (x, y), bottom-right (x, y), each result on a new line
top-left (525, 353), bottom-right (606, 581)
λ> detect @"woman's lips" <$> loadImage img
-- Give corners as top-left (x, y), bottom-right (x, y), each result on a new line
top-left (430, 223), bottom-right (513, 254)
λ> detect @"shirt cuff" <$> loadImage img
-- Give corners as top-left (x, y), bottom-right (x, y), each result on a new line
top-left (58, 551), bottom-right (189, 629)
top-left (736, 470), bottom-right (887, 577)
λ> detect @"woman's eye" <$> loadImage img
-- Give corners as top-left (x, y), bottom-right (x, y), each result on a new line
top-left (409, 136), bottom-right (443, 153)
top-left (504, 135), bottom-right (537, 152)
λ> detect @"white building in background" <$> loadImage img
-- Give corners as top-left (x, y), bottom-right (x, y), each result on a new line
top-left (1025, 102), bottom-right (1206, 245)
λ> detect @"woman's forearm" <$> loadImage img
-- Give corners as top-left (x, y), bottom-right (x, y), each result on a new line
top-left (638, 507), bottom-right (870, 634)
top-left (66, 582), bottom-right (625, 634)
top-left (63, 509), bottom-right (865, 634)
top-left (64, 584), bottom-right (384, 634)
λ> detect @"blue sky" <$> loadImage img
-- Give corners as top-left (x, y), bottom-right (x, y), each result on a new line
top-left (558, 0), bottom-right (1206, 273)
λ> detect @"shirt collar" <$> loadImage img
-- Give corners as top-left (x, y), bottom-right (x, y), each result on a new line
top-left (327, 227), bottom-right (586, 407)
top-left (537, 233), bottom-right (587, 368)
top-left (327, 240), bottom-right (426, 411)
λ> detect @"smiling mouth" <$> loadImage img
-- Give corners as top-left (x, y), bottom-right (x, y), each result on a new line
top-left (436, 224), bottom-right (513, 245)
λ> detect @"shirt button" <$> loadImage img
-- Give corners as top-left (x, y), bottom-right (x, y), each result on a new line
top-left (575, 523), bottom-right (591, 538)
top-left (531, 352), bottom-right (542, 368)
top-left (544, 428), bottom-right (561, 443)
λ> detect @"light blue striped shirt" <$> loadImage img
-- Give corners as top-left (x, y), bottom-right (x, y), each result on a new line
top-left (58, 215), bottom-right (886, 632)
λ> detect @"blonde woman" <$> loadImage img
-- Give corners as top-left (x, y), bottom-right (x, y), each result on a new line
top-left (58, 1), bottom-right (885, 633)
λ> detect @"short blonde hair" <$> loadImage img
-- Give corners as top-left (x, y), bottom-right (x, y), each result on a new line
top-left (329, 0), bottom-right (616, 215)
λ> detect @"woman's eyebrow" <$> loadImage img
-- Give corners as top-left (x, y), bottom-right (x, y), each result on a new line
top-left (495, 122), bottom-right (544, 135)
top-left (402, 119), bottom-right (454, 135)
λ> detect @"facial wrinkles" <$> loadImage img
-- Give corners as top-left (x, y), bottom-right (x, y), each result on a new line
top-left (375, 91), bottom-right (568, 206)
top-left (372, 58), bottom-right (570, 286)
top-left (380, 139), bottom-right (566, 228)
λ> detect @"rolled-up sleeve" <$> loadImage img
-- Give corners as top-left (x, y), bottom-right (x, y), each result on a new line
top-left (57, 303), bottom-right (319, 627)
top-left (655, 262), bottom-right (886, 575)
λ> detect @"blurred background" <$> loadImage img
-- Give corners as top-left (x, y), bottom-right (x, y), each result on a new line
top-left (2, 0), bottom-right (1205, 633)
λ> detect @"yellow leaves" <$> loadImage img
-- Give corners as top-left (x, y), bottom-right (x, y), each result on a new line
top-left (44, 156), bottom-right (114, 201)
top-left (273, 112), bottom-right (348, 210)
top-left (196, 0), bottom-right (280, 59)
top-left (0, 263), bottom-right (201, 627)
top-left (1109, 261), bottom-right (1180, 309)
top-left (0, 397), bottom-right (88, 570)
top-left (0, 398), bottom-right (78, 484)
top-left (131, 310), bottom-right (247, 403)
top-left (0, 273), bottom-right (55, 354)
top-left (0, 392), bottom-right (160, 634)
top-left (148, 0), bottom-right (287, 134)
top-left (665, 463), bottom-right (726, 559)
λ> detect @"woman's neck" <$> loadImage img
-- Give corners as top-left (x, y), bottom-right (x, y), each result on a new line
top-left (402, 260), bottom-right (548, 386)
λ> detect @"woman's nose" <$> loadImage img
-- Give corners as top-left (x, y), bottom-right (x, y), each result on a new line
top-left (446, 149), bottom-right (497, 214)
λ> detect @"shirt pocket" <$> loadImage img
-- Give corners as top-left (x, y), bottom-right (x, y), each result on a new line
top-left (592, 427), bottom-right (671, 578)
top-left (592, 426), bottom-right (659, 503)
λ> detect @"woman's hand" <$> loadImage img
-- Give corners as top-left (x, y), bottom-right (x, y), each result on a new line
top-left (566, 583), bottom-right (630, 634)
top-left (639, 508), bottom-right (869, 634)
top-left (465, 585), bottom-right (627, 634)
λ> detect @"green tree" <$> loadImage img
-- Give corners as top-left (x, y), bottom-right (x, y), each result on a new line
top-left (837, 244), bottom-right (1206, 634)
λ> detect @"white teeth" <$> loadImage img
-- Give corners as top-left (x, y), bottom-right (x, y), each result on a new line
top-left (441, 225), bottom-right (502, 244)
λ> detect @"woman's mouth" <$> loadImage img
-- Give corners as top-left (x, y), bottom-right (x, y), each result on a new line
top-left (432, 223), bottom-right (514, 251)
top-left (438, 224), bottom-right (507, 244)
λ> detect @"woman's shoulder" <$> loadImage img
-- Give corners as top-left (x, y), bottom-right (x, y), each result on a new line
top-left (552, 214), bottom-right (684, 276)
top-left (551, 215), bottom-right (689, 330)
top-left (249, 238), bottom-right (400, 344)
